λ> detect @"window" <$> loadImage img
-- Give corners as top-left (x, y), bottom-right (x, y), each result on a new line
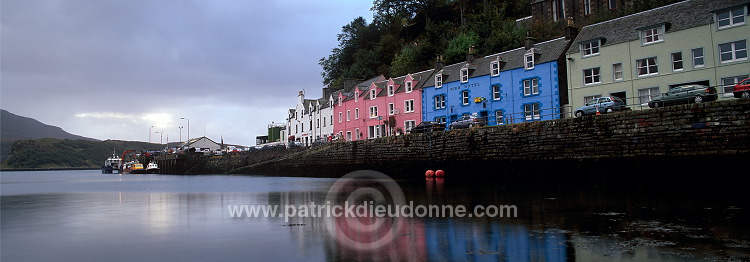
top-left (671, 52), bottom-right (683, 71)
top-left (369, 106), bottom-right (378, 118)
top-left (405, 81), bottom-right (413, 93)
top-left (524, 103), bottom-right (540, 121)
top-left (583, 0), bottom-right (591, 15)
top-left (583, 68), bottom-right (601, 85)
top-left (490, 61), bottom-right (500, 76)
top-left (582, 40), bottom-right (600, 57)
top-left (636, 57), bottom-right (658, 76)
top-left (404, 120), bottom-right (416, 132)
top-left (552, 0), bottom-right (565, 22)
top-left (346, 131), bottom-right (352, 141)
top-left (692, 48), bottom-right (705, 68)
top-left (721, 75), bottom-right (749, 94)
top-left (370, 89), bottom-right (377, 100)
top-left (524, 53), bottom-right (534, 69)
top-left (523, 78), bottom-right (539, 95)
top-left (387, 85), bottom-right (394, 96)
top-left (434, 95), bottom-right (446, 109)
top-left (461, 90), bottom-right (469, 105)
top-left (354, 91), bottom-right (358, 102)
top-left (435, 117), bottom-right (446, 124)
top-left (613, 63), bottom-right (623, 81)
top-left (641, 26), bottom-right (664, 45)
top-left (638, 87), bottom-right (660, 105)
top-left (346, 110), bottom-right (350, 121)
top-left (495, 110), bottom-right (504, 125)
top-left (338, 112), bottom-right (342, 123)
top-left (584, 95), bottom-right (601, 104)
top-left (355, 108), bottom-right (359, 119)
top-left (717, 7), bottom-right (746, 29)
top-left (492, 85), bottom-right (501, 100)
top-left (355, 128), bottom-right (360, 140)
top-left (460, 68), bottom-right (469, 83)
top-left (719, 40), bottom-right (747, 63)
top-left (368, 125), bottom-right (382, 138)
top-left (404, 100), bottom-right (414, 113)
top-left (388, 103), bottom-right (395, 115)
top-left (608, 0), bottom-right (617, 9)
top-left (435, 74), bottom-right (443, 88)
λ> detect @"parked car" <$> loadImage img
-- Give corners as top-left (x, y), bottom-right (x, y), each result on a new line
top-left (449, 115), bottom-right (486, 129)
top-left (409, 121), bottom-right (446, 133)
top-left (574, 96), bottom-right (629, 117)
top-left (648, 84), bottom-right (717, 108)
top-left (732, 78), bottom-right (750, 98)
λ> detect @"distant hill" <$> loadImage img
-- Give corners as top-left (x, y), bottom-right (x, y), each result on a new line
top-left (1, 138), bottom-right (165, 169)
top-left (1, 109), bottom-right (96, 141)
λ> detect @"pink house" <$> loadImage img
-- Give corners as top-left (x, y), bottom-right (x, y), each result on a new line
top-left (333, 70), bottom-right (434, 141)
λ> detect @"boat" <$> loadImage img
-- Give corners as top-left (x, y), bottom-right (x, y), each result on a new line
top-left (101, 152), bottom-right (122, 174)
top-left (122, 161), bottom-right (149, 174)
top-left (146, 161), bottom-right (160, 174)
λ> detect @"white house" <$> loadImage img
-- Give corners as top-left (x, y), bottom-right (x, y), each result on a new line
top-left (285, 90), bottom-right (334, 146)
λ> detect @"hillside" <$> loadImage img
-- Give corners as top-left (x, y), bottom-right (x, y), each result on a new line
top-left (1, 109), bottom-right (96, 141)
top-left (1, 138), bottom-right (164, 169)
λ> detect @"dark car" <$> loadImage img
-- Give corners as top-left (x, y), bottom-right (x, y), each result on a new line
top-left (448, 115), bottom-right (486, 129)
top-left (409, 121), bottom-right (446, 133)
top-left (574, 96), bottom-right (629, 117)
top-left (732, 78), bottom-right (750, 98)
top-left (648, 84), bottom-right (717, 108)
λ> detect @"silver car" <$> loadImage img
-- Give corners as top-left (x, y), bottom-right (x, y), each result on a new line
top-left (575, 96), bottom-right (629, 117)
top-left (449, 115), bottom-right (486, 129)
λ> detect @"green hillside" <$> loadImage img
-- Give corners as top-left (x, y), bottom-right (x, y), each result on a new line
top-left (1, 138), bottom-right (164, 169)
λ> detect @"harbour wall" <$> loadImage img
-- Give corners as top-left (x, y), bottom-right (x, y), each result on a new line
top-left (229, 98), bottom-right (750, 179)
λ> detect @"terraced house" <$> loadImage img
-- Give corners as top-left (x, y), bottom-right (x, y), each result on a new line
top-left (333, 70), bottom-right (433, 141)
top-left (422, 37), bottom-right (572, 127)
top-left (565, 0), bottom-right (750, 111)
top-left (284, 90), bottom-right (334, 146)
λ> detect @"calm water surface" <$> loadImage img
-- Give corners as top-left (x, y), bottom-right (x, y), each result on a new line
top-left (1, 170), bottom-right (749, 261)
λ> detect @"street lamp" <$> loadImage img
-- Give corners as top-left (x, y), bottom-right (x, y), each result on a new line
top-left (179, 126), bottom-right (183, 143)
top-left (181, 118), bottom-right (190, 142)
top-left (155, 131), bottom-right (163, 145)
top-left (149, 125), bottom-right (154, 143)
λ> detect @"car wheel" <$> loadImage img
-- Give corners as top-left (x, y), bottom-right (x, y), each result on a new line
top-left (605, 107), bottom-right (614, 113)
top-left (575, 111), bottom-right (584, 118)
top-left (652, 102), bottom-right (661, 108)
top-left (468, 124), bottom-right (474, 128)
top-left (743, 92), bottom-right (750, 98)
top-left (694, 95), bottom-right (703, 103)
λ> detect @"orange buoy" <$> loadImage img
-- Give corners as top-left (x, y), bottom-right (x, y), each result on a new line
top-left (425, 170), bottom-right (435, 177)
top-left (435, 170), bottom-right (445, 177)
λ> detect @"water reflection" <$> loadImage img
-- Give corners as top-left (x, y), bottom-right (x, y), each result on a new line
top-left (1, 171), bottom-right (749, 261)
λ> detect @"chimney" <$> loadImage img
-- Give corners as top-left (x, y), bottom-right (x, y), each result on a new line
top-left (466, 46), bottom-right (477, 63)
top-left (297, 90), bottom-right (304, 103)
top-left (524, 32), bottom-right (535, 50)
top-left (434, 55), bottom-right (444, 70)
top-left (565, 17), bottom-right (579, 40)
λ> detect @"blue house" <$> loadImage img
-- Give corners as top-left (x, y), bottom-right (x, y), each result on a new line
top-left (422, 37), bottom-right (572, 127)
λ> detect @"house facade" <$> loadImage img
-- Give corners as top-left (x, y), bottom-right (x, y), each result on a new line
top-left (565, 0), bottom-right (750, 111)
top-left (422, 37), bottom-right (572, 127)
top-left (285, 91), bottom-right (334, 146)
top-left (333, 71), bottom-right (432, 141)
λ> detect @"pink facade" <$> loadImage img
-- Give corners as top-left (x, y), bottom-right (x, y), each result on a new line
top-left (334, 73), bottom-right (427, 141)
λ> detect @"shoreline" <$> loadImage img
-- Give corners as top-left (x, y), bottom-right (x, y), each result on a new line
top-left (0, 167), bottom-right (99, 172)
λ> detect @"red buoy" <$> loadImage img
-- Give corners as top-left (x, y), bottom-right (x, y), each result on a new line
top-left (435, 170), bottom-right (445, 177)
top-left (425, 170), bottom-right (435, 177)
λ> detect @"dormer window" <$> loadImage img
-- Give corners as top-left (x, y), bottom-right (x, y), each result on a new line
top-left (640, 25), bottom-right (664, 45)
top-left (354, 91), bottom-right (359, 102)
top-left (581, 40), bottom-right (600, 57)
top-left (435, 73), bottom-right (443, 88)
top-left (460, 68), bottom-right (469, 83)
top-left (524, 53), bottom-right (534, 70)
top-left (717, 6), bottom-right (746, 29)
top-left (387, 85), bottom-right (394, 96)
top-left (490, 61), bottom-right (500, 76)
top-left (405, 81), bottom-right (413, 93)
top-left (370, 89), bottom-right (376, 100)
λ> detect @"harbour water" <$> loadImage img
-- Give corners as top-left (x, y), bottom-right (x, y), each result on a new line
top-left (1, 170), bottom-right (749, 261)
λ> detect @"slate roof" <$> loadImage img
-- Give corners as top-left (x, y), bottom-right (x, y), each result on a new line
top-left (567, 0), bottom-right (750, 54)
top-left (425, 37), bottom-right (571, 87)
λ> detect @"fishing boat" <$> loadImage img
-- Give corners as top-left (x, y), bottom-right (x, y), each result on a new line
top-left (146, 161), bottom-right (160, 174)
top-left (101, 152), bottom-right (122, 174)
top-left (122, 161), bottom-right (149, 174)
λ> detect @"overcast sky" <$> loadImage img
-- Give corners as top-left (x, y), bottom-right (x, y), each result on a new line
top-left (1, 0), bottom-right (373, 146)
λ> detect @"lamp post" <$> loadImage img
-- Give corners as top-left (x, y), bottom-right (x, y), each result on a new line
top-left (179, 126), bottom-right (183, 143)
top-left (155, 131), bottom-right (163, 145)
top-left (181, 118), bottom-right (190, 141)
top-left (149, 125), bottom-right (154, 143)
